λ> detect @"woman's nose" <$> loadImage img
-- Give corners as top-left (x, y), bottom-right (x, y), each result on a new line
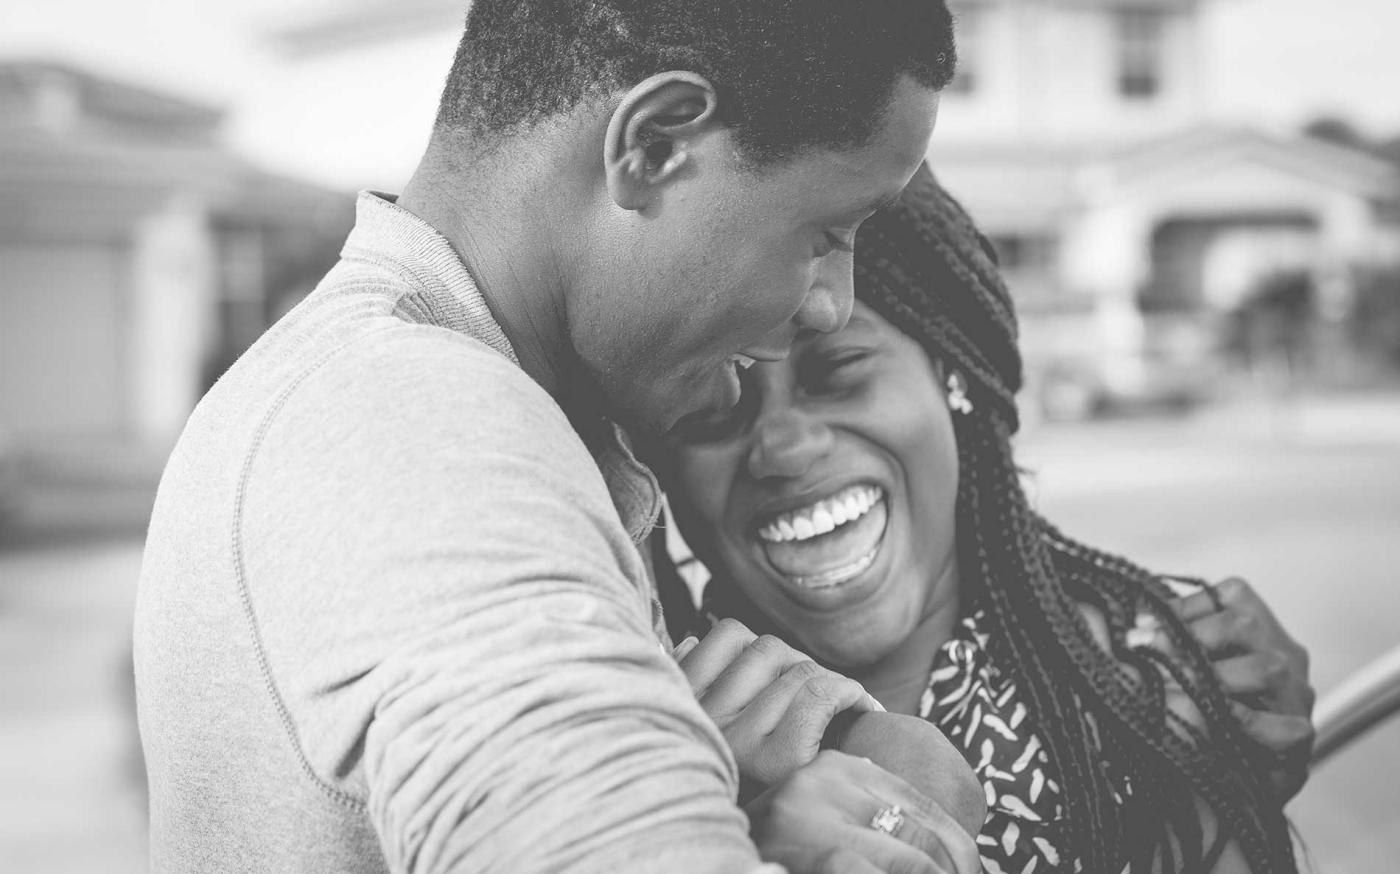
top-left (746, 408), bottom-right (834, 481)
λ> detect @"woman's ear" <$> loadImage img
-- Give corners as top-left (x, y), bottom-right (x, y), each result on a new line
top-left (604, 71), bottom-right (720, 211)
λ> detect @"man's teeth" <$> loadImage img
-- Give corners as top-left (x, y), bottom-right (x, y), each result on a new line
top-left (758, 485), bottom-right (883, 543)
top-left (731, 354), bottom-right (757, 371)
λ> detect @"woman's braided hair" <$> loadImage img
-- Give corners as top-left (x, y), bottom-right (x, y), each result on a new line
top-left (844, 162), bottom-right (1297, 872)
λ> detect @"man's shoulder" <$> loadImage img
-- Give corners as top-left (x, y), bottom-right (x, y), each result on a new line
top-left (301, 322), bottom-right (571, 448)
top-left (246, 320), bottom-right (604, 508)
top-left (167, 313), bottom-right (589, 527)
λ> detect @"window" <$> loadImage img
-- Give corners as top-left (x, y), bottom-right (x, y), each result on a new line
top-left (986, 233), bottom-right (1061, 303)
top-left (987, 234), bottom-right (1058, 274)
top-left (947, 7), bottom-right (980, 96)
top-left (1116, 9), bottom-right (1164, 99)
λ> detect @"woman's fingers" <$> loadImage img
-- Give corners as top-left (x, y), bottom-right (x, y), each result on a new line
top-left (808, 847), bottom-right (886, 874)
top-left (1230, 702), bottom-right (1314, 800)
top-left (884, 788), bottom-right (982, 873)
top-left (1182, 602), bottom-right (1268, 656)
top-left (1175, 577), bottom-right (1295, 653)
top-left (832, 753), bottom-right (983, 874)
top-left (1213, 652), bottom-right (1289, 699)
top-left (773, 839), bottom-right (949, 874)
top-left (1178, 593), bottom-right (1312, 713)
top-left (1231, 702), bottom-right (1315, 753)
top-left (822, 831), bottom-right (957, 874)
top-left (1172, 585), bottom-right (1225, 623)
top-left (867, 807), bottom-right (964, 873)
top-left (753, 751), bottom-right (981, 874)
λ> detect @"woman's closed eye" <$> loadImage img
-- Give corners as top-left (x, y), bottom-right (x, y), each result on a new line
top-left (800, 350), bottom-right (870, 393)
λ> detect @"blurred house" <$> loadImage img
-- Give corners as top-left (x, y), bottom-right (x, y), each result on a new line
top-left (0, 61), bottom-right (353, 464)
top-left (931, 0), bottom-right (1400, 416)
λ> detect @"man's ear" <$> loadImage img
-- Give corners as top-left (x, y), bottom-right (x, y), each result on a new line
top-left (605, 71), bottom-right (720, 212)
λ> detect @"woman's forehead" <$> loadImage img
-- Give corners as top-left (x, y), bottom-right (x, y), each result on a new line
top-left (832, 301), bottom-right (899, 342)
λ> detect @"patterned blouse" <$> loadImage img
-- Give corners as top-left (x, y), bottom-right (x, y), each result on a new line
top-left (919, 609), bottom-right (1127, 874)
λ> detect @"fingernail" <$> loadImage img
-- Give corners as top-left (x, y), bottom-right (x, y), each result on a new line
top-left (864, 693), bottom-right (886, 712)
top-left (672, 635), bottom-right (699, 660)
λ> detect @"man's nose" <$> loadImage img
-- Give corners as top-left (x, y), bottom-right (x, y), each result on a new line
top-left (747, 407), bottom-right (834, 481)
top-left (794, 253), bottom-right (855, 336)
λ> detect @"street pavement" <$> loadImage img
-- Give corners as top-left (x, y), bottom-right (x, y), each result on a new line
top-left (1, 392), bottom-right (1396, 872)
top-left (1018, 393), bottom-right (1400, 873)
top-left (0, 543), bottom-right (146, 874)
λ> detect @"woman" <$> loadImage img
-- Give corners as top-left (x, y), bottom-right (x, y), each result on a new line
top-left (647, 165), bottom-right (1313, 873)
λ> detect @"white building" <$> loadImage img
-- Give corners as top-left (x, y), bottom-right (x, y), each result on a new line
top-left (0, 61), bottom-right (352, 458)
top-left (931, 0), bottom-right (1400, 410)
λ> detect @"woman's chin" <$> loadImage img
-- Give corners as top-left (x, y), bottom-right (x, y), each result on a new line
top-left (799, 625), bottom-right (903, 674)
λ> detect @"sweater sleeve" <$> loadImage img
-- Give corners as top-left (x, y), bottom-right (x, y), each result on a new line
top-left (239, 329), bottom-right (764, 873)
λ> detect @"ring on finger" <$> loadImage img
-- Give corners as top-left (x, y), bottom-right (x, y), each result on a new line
top-left (870, 804), bottom-right (904, 836)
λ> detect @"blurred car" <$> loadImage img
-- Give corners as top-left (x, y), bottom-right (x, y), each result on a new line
top-left (1021, 306), bottom-right (1222, 422)
top-left (0, 428), bottom-right (21, 527)
top-left (1314, 643), bottom-right (1400, 766)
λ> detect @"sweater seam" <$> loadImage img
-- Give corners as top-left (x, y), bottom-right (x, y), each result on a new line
top-left (229, 329), bottom-right (408, 814)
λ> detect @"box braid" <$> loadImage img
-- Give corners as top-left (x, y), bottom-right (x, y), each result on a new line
top-left (849, 162), bottom-right (1298, 872)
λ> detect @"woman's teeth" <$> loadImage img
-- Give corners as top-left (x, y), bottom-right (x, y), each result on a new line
top-left (757, 485), bottom-right (882, 543)
top-left (754, 486), bottom-right (889, 590)
top-left (791, 547), bottom-right (880, 589)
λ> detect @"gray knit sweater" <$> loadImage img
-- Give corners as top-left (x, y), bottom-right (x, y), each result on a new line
top-left (134, 192), bottom-right (765, 874)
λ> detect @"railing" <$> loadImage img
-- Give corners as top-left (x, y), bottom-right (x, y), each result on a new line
top-left (1311, 643), bottom-right (1400, 766)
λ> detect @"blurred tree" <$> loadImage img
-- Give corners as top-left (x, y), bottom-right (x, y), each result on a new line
top-left (1302, 116), bottom-right (1400, 173)
top-left (1349, 266), bottom-right (1400, 370)
top-left (1375, 136), bottom-right (1400, 170)
top-left (1224, 269), bottom-right (1316, 386)
top-left (1303, 116), bottom-right (1368, 149)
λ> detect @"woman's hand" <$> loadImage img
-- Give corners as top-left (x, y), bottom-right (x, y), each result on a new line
top-left (673, 618), bottom-right (881, 795)
top-left (746, 750), bottom-right (983, 874)
top-left (1171, 577), bottom-right (1315, 800)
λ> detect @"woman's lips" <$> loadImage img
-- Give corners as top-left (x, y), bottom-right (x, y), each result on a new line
top-left (758, 491), bottom-right (889, 589)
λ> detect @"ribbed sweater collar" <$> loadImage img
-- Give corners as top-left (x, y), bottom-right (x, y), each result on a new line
top-left (341, 190), bottom-right (519, 367)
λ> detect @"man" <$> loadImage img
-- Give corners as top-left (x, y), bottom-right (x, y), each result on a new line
top-left (134, 2), bottom-right (958, 872)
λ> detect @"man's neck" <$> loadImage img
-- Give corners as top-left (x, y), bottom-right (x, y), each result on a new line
top-left (398, 157), bottom-right (569, 400)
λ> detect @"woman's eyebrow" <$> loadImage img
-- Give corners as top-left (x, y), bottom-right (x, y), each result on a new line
top-left (843, 311), bottom-right (881, 333)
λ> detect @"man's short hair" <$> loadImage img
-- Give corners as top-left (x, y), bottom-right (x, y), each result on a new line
top-left (438, 0), bottom-right (957, 165)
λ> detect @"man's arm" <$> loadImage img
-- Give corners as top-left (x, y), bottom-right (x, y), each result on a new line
top-left (241, 331), bottom-right (764, 873)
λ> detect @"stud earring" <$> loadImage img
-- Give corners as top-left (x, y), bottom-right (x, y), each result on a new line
top-left (946, 371), bottom-right (973, 415)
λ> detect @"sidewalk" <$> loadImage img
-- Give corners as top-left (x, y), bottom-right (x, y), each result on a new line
top-left (0, 542), bottom-right (148, 874)
top-left (1016, 391), bottom-right (1400, 501)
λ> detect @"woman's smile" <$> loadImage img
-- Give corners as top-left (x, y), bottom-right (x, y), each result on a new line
top-left (663, 302), bottom-right (962, 668)
top-left (751, 483), bottom-right (889, 591)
